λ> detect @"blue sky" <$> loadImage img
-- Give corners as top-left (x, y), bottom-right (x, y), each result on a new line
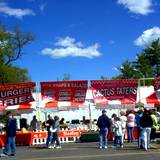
top-left (0, 0), bottom-right (160, 82)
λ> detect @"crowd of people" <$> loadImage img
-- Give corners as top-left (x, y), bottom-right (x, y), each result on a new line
top-left (30, 114), bottom-right (62, 149)
top-left (0, 112), bottom-right (62, 157)
top-left (96, 107), bottom-right (159, 151)
top-left (0, 106), bottom-right (159, 157)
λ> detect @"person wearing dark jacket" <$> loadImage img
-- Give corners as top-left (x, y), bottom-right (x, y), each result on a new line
top-left (48, 116), bottom-right (61, 149)
top-left (1, 111), bottom-right (17, 157)
top-left (135, 108), bottom-right (144, 147)
top-left (45, 115), bottom-right (55, 148)
top-left (97, 110), bottom-right (111, 149)
top-left (140, 109), bottom-right (153, 150)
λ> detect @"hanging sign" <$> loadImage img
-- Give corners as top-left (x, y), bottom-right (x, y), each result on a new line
top-left (0, 82), bottom-right (36, 106)
top-left (40, 81), bottom-right (88, 106)
top-left (91, 80), bottom-right (138, 105)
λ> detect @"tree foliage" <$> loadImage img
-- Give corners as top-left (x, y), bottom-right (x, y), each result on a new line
top-left (114, 39), bottom-right (160, 80)
top-left (0, 65), bottom-right (31, 83)
top-left (0, 25), bottom-right (34, 84)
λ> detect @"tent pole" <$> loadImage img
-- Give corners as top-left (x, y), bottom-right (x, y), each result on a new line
top-left (88, 100), bottom-right (92, 130)
top-left (36, 82), bottom-right (40, 121)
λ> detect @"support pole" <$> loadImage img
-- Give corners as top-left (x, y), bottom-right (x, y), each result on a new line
top-left (138, 79), bottom-right (141, 103)
top-left (88, 100), bottom-right (92, 130)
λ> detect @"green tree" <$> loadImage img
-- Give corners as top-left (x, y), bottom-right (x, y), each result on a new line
top-left (115, 60), bottom-right (136, 79)
top-left (142, 39), bottom-right (160, 77)
top-left (0, 25), bottom-right (34, 83)
top-left (133, 53), bottom-right (153, 78)
top-left (114, 39), bottom-right (160, 79)
top-left (0, 65), bottom-right (31, 83)
top-left (0, 25), bottom-right (33, 65)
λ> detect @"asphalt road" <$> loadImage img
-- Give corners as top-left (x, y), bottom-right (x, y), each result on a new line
top-left (0, 142), bottom-right (160, 160)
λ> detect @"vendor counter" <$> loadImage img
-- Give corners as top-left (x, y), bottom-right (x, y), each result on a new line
top-left (0, 132), bottom-right (33, 147)
top-left (0, 130), bottom-right (88, 147)
top-left (0, 128), bottom-right (139, 147)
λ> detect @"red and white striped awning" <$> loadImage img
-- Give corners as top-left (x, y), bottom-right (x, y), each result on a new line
top-left (141, 91), bottom-right (160, 105)
top-left (93, 98), bottom-right (136, 106)
top-left (0, 103), bottom-right (33, 111)
top-left (45, 101), bottom-right (83, 108)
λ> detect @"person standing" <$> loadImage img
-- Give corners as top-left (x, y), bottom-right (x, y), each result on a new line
top-left (113, 117), bottom-right (123, 148)
top-left (1, 111), bottom-right (17, 157)
top-left (46, 115), bottom-right (55, 148)
top-left (111, 113), bottom-right (117, 141)
top-left (30, 115), bottom-right (38, 132)
top-left (135, 108), bottom-right (144, 148)
top-left (59, 118), bottom-right (65, 125)
top-left (150, 109), bottom-right (158, 142)
top-left (50, 116), bottom-right (61, 149)
top-left (140, 109), bottom-right (153, 150)
top-left (97, 110), bottom-right (111, 149)
top-left (120, 111), bottom-right (127, 144)
top-left (127, 110), bottom-right (135, 143)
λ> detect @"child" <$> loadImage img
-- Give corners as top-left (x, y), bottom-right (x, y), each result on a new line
top-left (113, 117), bottom-right (123, 148)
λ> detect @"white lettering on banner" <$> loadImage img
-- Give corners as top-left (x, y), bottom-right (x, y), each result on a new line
top-left (43, 90), bottom-right (55, 97)
top-left (116, 87), bottom-right (137, 95)
top-left (0, 88), bottom-right (32, 98)
top-left (58, 97), bottom-right (70, 101)
top-left (75, 90), bottom-right (86, 97)
top-left (100, 88), bottom-right (115, 96)
top-left (59, 91), bottom-right (71, 96)
top-left (93, 87), bottom-right (137, 98)
top-left (42, 82), bottom-right (87, 89)
top-left (95, 98), bottom-right (107, 103)
top-left (74, 97), bottom-right (85, 102)
top-left (62, 131), bottom-right (80, 137)
top-left (3, 95), bottom-right (33, 106)
top-left (93, 90), bottom-right (104, 98)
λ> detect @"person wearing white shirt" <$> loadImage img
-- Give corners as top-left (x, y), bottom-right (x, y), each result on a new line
top-left (120, 111), bottom-right (127, 144)
top-left (113, 117), bottom-right (123, 148)
top-left (127, 110), bottom-right (135, 143)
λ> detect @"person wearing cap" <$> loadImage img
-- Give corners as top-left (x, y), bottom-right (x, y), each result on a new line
top-left (97, 110), bottom-right (111, 149)
top-left (1, 111), bottom-right (17, 157)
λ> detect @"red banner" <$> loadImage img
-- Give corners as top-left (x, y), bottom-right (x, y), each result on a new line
top-left (40, 81), bottom-right (88, 105)
top-left (59, 130), bottom-right (88, 138)
top-left (0, 82), bottom-right (36, 106)
top-left (153, 77), bottom-right (160, 91)
top-left (91, 80), bottom-right (138, 105)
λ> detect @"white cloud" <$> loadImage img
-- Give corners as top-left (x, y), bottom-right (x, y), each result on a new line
top-left (55, 37), bottom-right (83, 47)
top-left (117, 0), bottom-right (153, 15)
top-left (134, 27), bottom-right (160, 47)
top-left (41, 37), bottom-right (101, 59)
top-left (0, 2), bottom-right (35, 19)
